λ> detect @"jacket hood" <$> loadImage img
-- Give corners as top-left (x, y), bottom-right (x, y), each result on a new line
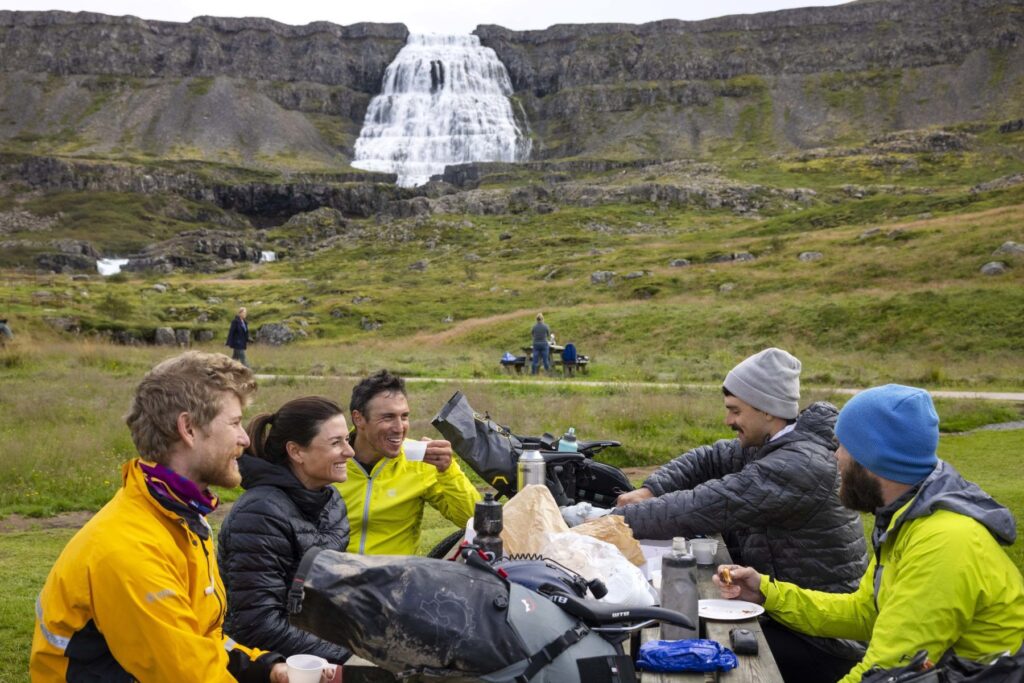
top-left (898, 460), bottom-right (1017, 545)
top-left (238, 453), bottom-right (336, 520)
top-left (794, 401), bottom-right (839, 443)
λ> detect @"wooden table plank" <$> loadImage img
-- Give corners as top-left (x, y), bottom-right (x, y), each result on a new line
top-left (640, 541), bottom-right (783, 683)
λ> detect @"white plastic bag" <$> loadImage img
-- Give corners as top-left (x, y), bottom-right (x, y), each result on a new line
top-left (540, 532), bottom-right (658, 606)
top-left (559, 501), bottom-right (612, 527)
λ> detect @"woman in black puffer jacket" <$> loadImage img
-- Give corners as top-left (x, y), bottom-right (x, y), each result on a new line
top-left (218, 396), bottom-right (353, 664)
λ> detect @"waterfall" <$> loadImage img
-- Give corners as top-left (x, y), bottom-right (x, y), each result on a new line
top-left (352, 34), bottom-right (531, 187)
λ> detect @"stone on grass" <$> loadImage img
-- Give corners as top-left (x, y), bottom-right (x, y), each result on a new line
top-left (154, 327), bottom-right (176, 346)
top-left (174, 329), bottom-right (191, 347)
top-left (980, 261), bottom-right (1008, 276)
top-left (256, 323), bottom-right (295, 345)
top-left (668, 258), bottom-right (691, 267)
top-left (409, 260), bottom-right (429, 271)
top-left (591, 271), bottom-right (616, 285)
top-left (719, 283), bottom-right (736, 293)
top-left (798, 251), bottom-right (824, 262)
top-left (196, 330), bottom-right (215, 343)
top-left (360, 317), bottom-right (383, 331)
top-left (859, 228), bottom-right (882, 240)
top-left (995, 241), bottom-right (1024, 255)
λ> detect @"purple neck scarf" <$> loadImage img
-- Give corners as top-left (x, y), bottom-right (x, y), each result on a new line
top-left (138, 461), bottom-right (219, 516)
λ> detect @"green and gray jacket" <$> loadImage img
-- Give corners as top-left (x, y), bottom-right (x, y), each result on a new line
top-left (761, 460), bottom-right (1024, 683)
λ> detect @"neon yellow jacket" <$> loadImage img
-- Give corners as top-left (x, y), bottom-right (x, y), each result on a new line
top-left (30, 459), bottom-right (272, 682)
top-left (761, 462), bottom-right (1024, 683)
top-left (337, 441), bottom-right (481, 555)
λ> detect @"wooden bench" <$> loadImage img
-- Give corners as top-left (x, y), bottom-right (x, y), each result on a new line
top-left (500, 356), bottom-right (527, 374)
top-left (640, 542), bottom-right (783, 682)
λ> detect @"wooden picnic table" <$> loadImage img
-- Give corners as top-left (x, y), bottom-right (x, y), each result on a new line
top-left (640, 542), bottom-right (783, 683)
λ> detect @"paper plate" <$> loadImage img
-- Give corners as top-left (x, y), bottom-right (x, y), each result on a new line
top-left (698, 599), bottom-right (765, 621)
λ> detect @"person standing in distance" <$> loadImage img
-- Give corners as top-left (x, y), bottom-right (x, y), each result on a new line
top-left (30, 351), bottom-right (292, 682)
top-left (227, 306), bottom-right (250, 367)
top-left (530, 312), bottom-right (551, 375)
top-left (715, 384), bottom-right (1024, 682)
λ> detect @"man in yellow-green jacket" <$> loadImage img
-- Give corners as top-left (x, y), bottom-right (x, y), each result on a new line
top-left (337, 369), bottom-right (480, 555)
top-left (717, 384), bottom-right (1024, 683)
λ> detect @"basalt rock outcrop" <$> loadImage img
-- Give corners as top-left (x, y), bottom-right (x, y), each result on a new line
top-left (475, 0), bottom-right (1024, 158)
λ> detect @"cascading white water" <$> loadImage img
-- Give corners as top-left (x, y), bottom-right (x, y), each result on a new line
top-left (352, 33), bottom-right (531, 187)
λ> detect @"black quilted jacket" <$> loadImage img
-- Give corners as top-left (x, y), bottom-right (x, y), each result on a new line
top-left (616, 402), bottom-right (867, 592)
top-left (218, 454), bottom-right (351, 662)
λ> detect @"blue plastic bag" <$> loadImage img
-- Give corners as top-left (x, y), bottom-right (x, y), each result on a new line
top-left (637, 638), bottom-right (739, 673)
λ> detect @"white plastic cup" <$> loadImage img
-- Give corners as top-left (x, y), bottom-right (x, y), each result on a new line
top-left (689, 538), bottom-right (719, 565)
top-left (286, 654), bottom-right (327, 683)
top-left (403, 439), bottom-right (427, 461)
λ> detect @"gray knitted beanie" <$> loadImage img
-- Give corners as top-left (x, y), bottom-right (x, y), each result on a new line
top-left (723, 347), bottom-right (802, 419)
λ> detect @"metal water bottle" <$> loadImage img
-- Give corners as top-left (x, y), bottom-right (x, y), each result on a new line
top-left (660, 536), bottom-right (699, 640)
top-left (517, 449), bottom-right (546, 491)
top-left (473, 492), bottom-right (503, 560)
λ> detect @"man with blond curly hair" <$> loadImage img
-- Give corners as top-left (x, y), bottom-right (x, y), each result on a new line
top-left (31, 351), bottom-right (292, 683)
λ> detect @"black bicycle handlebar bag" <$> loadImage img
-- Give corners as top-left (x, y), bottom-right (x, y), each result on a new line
top-left (288, 549), bottom-right (635, 683)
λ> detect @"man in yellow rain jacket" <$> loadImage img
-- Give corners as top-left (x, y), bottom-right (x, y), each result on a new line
top-left (717, 384), bottom-right (1024, 683)
top-left (337, 370), bottom-right (480, 555)
top-left (31, 352), bottom-right (289, 683)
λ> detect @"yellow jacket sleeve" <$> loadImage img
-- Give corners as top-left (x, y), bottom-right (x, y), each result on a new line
top-left (424, 458), bottom-right (481, 528)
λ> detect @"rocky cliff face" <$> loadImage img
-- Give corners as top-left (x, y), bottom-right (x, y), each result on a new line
top-left (476, 0), bottom-right (1024, 157)
top-left (0, 12), bottom-right (408, 167)
top-left (0, 12), bottom-right (407, 90)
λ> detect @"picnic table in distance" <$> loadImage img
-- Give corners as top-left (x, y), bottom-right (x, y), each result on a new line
top-left (499, 345), bottom-right (589, 375)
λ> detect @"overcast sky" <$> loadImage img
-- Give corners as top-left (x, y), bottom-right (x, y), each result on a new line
top-left (3, 0), bottom-right (851, 35)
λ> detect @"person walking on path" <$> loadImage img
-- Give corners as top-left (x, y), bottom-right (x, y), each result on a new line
top-left (715, 384), bottom-right (1024, 683)
top-left (30, 351), bottom-right (290, 682)
top-left (226, 306), bottom-right (250, 367)
top-left (530, 313), bottom-right (551, 375)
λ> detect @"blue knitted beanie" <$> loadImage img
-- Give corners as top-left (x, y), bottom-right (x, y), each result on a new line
top-left (834, 384), bottom-right (939, 485)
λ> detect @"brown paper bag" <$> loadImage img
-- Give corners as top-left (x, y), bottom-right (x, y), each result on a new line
top-left (500, 484), bottom-right (568, 556)
top-left (572, 515), bottom-right (646, 567)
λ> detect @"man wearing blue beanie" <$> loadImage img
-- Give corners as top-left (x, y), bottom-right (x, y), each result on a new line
top-left (716, 384), bottom-right (1024, 683)
top-left (615, 348), bottom-right (868, 682)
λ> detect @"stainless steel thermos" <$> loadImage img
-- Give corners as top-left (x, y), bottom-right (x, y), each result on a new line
top-left (517, 448), bottom-right (546, 490)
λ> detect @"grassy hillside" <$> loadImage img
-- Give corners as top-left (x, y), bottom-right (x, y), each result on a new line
top-left (3, 123), bottom-right (1022, 388)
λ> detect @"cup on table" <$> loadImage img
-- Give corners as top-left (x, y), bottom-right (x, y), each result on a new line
top-left (403, 439), bottom-right (427, 461)
top-left (286, 654), bottom-right (328, 683)
top-left (689, 538), bottom-right (718, 566)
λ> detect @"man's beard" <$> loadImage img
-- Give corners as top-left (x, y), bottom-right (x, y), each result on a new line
top-left (198, 451), bottom-right (242, 489)
top-left (840, 459), bottom-right (885, 513)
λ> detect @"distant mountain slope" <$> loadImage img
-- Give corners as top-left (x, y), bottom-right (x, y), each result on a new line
top-left (0, 12), bottom-right (407, 169)
top-left (477, 0), bottom-right (1024, 158)
top-left (2, 1), bottom-right (1022, 170)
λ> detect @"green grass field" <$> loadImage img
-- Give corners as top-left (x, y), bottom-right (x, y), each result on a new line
top-left (0, 351), bottom-right (1020, 681)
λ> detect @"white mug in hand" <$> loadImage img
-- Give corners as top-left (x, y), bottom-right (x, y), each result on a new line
top-left (403, 439), bottom-right (427, 461)
top-left (286, 654), bottom-right (327, 683)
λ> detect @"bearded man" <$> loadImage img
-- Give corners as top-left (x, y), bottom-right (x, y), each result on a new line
top-left (614, 347), bottom-right (868, 681)
top-left (716, 384), bottom-right (1024, 683)
top-left (31, 352), bottom-right (291, 682)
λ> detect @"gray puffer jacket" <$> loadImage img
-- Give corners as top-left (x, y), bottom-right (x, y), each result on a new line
top-left (616, 401), bottom-right (867, 593)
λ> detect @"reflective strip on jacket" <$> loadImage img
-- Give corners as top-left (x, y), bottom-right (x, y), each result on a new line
top-left (336, 443), bottom-right (480, 555)
top-left (761, 494), bottom-right (1024, 682)
top-left (30, 459), bottom-right (268, 682)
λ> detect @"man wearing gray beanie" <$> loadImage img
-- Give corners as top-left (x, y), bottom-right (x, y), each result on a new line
top-left (614, 347), bottom-right (868, 682)
top-left (716, 385), bottom-right (1024, 683)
